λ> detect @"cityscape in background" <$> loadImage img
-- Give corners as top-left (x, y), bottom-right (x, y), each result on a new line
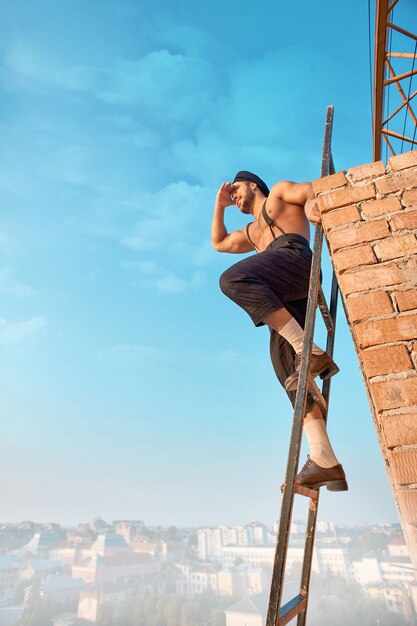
top-left (0, 517), bottom-right (415, 626)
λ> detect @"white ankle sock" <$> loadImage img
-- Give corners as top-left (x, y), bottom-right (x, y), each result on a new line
top-left (279, 317), bottom-right (324, 355)
top-left (303, 419), bottom-right (339, 468)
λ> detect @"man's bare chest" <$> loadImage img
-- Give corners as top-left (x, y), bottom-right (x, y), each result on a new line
top-left (247, 218), bottom-right (276, 252)
top-left (247, 202), bottom-right (309, 252)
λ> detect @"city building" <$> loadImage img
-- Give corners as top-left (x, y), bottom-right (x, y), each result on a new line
top-left (0, 557), bottom-right (19, 595)
top-left (20, 559), bottom-right (67, 582)
top-left (71, 551), bottom-right (160, 584)
top-left (23, 531), bottom-right (64, 559)
top-left (38, 575), bottom-right (86, 604)
top-left (225, 593), bottom-right (268, 626)
top-left (0, 606), bottom-right (24, 626)
top-left (114, 520), bottom-right (145, 544)
top-left (77, 581), bottom-right (136, 622)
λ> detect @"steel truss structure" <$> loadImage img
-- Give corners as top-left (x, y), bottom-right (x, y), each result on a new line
top-left (373, 0), bottom-right (417, 161)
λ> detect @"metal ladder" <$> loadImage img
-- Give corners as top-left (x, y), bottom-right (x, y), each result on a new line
top-left (266, 105), bottom-right (340, 626)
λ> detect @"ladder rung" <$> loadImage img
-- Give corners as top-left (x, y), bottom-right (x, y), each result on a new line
top-left (280, 482), bottom-right (318, 500)
top-left (294, 483), bottom-right (319, 500)
top-left (277, 594), bottom-right (307, 626)
top-left (307, 377), bottom-right (327, 414)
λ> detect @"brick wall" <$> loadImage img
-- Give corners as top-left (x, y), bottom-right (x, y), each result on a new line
top-left (313, 150), bottom-right (417, 562)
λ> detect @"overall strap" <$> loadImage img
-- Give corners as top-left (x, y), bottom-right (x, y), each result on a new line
top-left (262, 200), bottom-right (286, 237)
top-left (245, 222), bottom-right (259, 252)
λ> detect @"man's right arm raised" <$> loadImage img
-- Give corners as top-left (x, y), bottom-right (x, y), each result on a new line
top-left (211, 182), bottom-right (253, 254)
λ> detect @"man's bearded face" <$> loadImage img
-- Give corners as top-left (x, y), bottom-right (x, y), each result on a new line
top-left (231, 182), bottom-right (256, 214)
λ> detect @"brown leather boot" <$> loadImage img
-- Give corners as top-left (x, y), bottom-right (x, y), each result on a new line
top-left (295, 456), bottom-right (348, 491)
top-left (284, 351), bottom-right (340, 392)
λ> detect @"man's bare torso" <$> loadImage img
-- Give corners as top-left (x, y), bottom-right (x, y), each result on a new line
top-left (211, 178), bottom-right (317, 255)
top-left (248, 196), bottom-right (311, 253)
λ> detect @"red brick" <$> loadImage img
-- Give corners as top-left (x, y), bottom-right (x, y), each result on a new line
top-left (371, 376), bottom-right (417, 411)
top-left (362, 196), bottom-right (402, 218)
top-left (403, 257), bottom-right (417, 282)
top-left (312, 171), bottom-right (347, 195)
top-left (348, 161), bottom-right (386, 182)
top-left (391, 448), bottom-right (417, 484)
top-left (340, 263), bottom-right (406, 296)
top-left (376, 168), bottom-right (417, 194)
top-left (320, 184), bottom-right (376, 211)
top-left (403, 189), bottom-right (417, 207)
top-left (394, 290), bottom-right (417, 312)
top-left (391, 210), bottom-right (417, 231)
top-left (374, 234), bottom-right (417, 261)
top-left (362, 344), bottom-right (412, 377)
top-left (397, 489), bottom-right (417, 523)
top-left (333, 244), bottom-right (376, 273)
top-left (347, 291), bottom-right (393, 322)
top-left (355, 313), bottom-right (417, 348)
top-left (382, 412), bottom-right (417, 447)
top-left (322, 205), bottom-right (361, 230)
top-left (327, 220), bottom-right (390, 252)
top-left (389, 151), bottom-right (417, 171)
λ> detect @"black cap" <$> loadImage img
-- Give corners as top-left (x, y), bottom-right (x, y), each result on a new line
top-left (233, 171), bottom-right (269, 197)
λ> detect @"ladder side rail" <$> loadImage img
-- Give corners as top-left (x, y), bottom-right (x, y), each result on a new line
top-left (296, 128), bottom-right (338, 626)
top-left (265, 106), bottom-right (335, 626)
top-left (297, 274), bottom-right (340, 626)
top-left (266, 221), bottom-right (323, 626)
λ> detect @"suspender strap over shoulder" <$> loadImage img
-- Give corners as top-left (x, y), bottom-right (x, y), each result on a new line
top-left (245, 222), bottom-right (258, 252)
top-left (262, 200), bottom-right (286, 237)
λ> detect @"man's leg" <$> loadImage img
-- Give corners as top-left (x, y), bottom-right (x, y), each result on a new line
top-left (264, 308), bottom-right (339, 390)
top-left (269, 326), bottom-right (347, 491)
top-left (299, 402), bottom-right (347, 490)
top-left (304, 403), bottom-right (339, 468)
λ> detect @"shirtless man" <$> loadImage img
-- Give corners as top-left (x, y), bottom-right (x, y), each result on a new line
top-left (212, 171), bottom-right (347, 491)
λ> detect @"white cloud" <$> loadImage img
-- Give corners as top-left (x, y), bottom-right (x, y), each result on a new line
top-left (101, 343), bottom-right (168, 359)
top-left (3, 41), bottom-right (217, 131)
top-left (95, 51), bottom-right (217, 126)
top-left (2, 284), bottom-right (34, 297)
top-left (0, 316), bottom-right (47, 346)
top-left (98, 342), bottom-right (208, 374)
top-left (3, 39), bottom-right (58, 84)
top-left (115, 180), bottom-right (218, 294)
top-left (122, 260), bottom-right (160, 275)
top-left (38, 145), bottom-right (96, 186)
top-left (153, 273), bottom-right (186, 294)
top-left (0, 233), bottom-right (9, 253)
top-left (98, 343), bottom-right (172, 371)
top-left (0, 267), bottom-right (34, 298)
top-left (216, 349), bottom-right (251, 368)
top-left (122, 259), bottom-right (187, 294)
top-left (119, 180), bottom-right (212, 251)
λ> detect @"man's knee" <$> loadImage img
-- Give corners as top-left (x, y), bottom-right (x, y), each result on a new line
top-left (219, 266), bottom-right (241, 299)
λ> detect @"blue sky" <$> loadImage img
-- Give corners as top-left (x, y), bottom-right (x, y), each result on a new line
top-left (1, 0), bottom-right (416, 527)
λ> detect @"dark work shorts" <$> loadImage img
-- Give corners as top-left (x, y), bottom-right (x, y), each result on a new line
top-left (219, 233), bottom-right (314, 412)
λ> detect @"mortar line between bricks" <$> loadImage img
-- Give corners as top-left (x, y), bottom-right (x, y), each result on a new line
top-left (363, 340), bottom-right (416, 350)
top-left (340, 253), bottom-right (417, 272)
top-left (351, 313), bottom-right (407, 324)
top-left (324, 216), bottom-right (388, 233)
top-left (391, 444), bottom-right (417, 451)
top-left (347, 285), bottom-right (417, 297)
top-left (360, 211), bottom-right (407, 222)
top-left (390, 291), bottom-right (400, 313)
top-left (368, 371), bottom-right (417, 384)
top-left (394, 484), bottom-right (417, 491)
top-left (350, 309), bottom-right (417, 316)
top-left (379, 406), bottom-right (417, 415)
